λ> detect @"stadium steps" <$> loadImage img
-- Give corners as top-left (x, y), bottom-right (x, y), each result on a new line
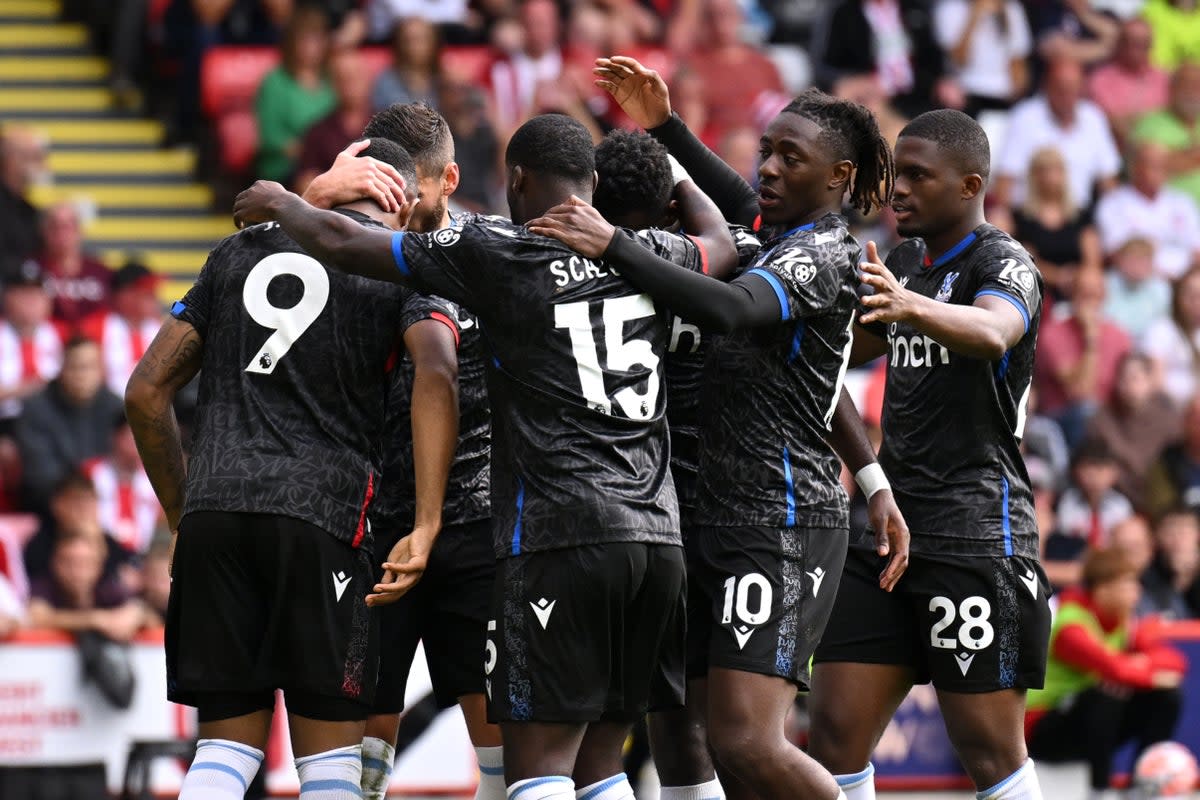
top-left (0, 0), bottom-right (233, 303)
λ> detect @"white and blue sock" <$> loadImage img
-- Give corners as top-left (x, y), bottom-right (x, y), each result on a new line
top-left (507, 775), bottom-right (575, 800)
top-left (179, 738), bottom-right (264, 799)
top-left (658, 778), bottom-right (726, 800)
top-left (976, 760), bottom-right (1043, 800)
top-left (475, 745), bottom-right (506, 800)
top-left (360, 737), bottom-right (395, 800)
top-left (574, 773), bottom-right (635, 800)
top-left (297, 744), bottom-right (364, 799)
top-left (834, 763), bottom-right (875, 800)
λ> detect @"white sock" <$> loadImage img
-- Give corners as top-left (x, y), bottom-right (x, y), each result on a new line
top-left (179, 738), bottom-right (264, 799)
top-left (658, 778), bottom-right (726, 800)
top-left (475, 745), bottom-right (506, 800)
top-left (507, 776), bottom-right (575, 800)
top-left (835, 763), bottom-right (875, 800)
top-left (361, 737), bottom-right (395, 800)
top-left (575, 773), bottom-right (635, 800)
top-left (976, 760), bottom-right (1043, 800)
top-left (297, 744), bottom-right (364, 799)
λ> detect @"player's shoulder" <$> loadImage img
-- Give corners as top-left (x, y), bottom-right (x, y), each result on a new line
top-left (884, 237), bottom-right (926, 276)
top-left (966, 225), bottom-right (1039, 275)
top-left (210, 222), bottom-right (302, 268)
top-left (775, 213), bottom-right (853, 258)
top-left (728, 223), bottom-right (763, 267)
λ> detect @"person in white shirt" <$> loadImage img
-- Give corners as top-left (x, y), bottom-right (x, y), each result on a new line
top-left (1095, 139), bottom-right (1200, 280)
top-left (1141, 266), bottom-right (1200, 408)
top-left (367, 0), bottom-right (467, 40)
top-left (935, 0), bottom-right (1033, 116)
top-left (994, 57), bottom-right (1121, 209)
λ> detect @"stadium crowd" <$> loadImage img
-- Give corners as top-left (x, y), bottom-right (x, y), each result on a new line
top-left (2, 0), bottom-right (1200, 795)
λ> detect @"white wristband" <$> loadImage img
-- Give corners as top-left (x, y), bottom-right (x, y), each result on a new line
top-left (855, 463), bottom-right (890, 499)
top-left (667, 153), bottom-right (691, 187)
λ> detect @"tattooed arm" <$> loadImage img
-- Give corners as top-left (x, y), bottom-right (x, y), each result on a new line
top-left (124, 318), bottom-right (203, 534)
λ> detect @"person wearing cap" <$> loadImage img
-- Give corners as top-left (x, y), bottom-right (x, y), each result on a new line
top-left (0, 261), bottom-right (63, 436)
top-left (79, 261), bottom-right (163, 398)
top-left (36, 202), bottom-right (113, 325)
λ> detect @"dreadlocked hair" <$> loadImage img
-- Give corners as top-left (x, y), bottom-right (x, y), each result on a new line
top-left (781, 89), bottom-right (894, 216)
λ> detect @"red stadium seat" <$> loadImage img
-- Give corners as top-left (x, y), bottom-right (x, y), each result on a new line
top-left (440, 45), bottom-right (495, 85)
top-left (200, 46), bottom-right (280, 119)
top-left (217, 109), bottom-right (259, 176)
top-left (360, 46), bottom-right (392, 83)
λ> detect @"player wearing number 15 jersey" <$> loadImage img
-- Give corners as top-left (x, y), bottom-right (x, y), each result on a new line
top-left (233, 113), bottom-right (739, 800)
top-left (125, 140), bottom-right (460, 798)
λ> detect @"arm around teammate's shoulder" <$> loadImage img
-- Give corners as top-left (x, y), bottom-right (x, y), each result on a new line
top-left (672, 180), bottom-right (737, 279)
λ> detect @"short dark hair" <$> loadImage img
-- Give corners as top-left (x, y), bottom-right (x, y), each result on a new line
top-left (1072, 437), bottom-right (1115, 469)
top-left (593, 130), bottom-right (673, 223)
top-left (54, 470), bottom-right (96, 498)
top-left (362, 102), bottom-right (453, 178)
top-left (63, 334), bottom-right (98, 356)
top-left (781, 89), bottom-right (894, 215)
top-left (899, 109), bottom-right (992, 179)
top-left (505, 113), bottom-right (595, 185)
top-left (352, 137), bottom-right (418, 200)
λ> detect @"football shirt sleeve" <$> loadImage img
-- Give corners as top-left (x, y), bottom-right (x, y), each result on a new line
top-left (628, 228), bottom-right (705, 273)
top-left (747, 243), bottom-right (842, 321)
top-left (973, 247), bottom-right (1041, 335)
top-left (399, 291), bottom-right (462, 348)
top-left (389, 224), bottom-right (489, 309)
top-left (169, 241), bottom-right (224, 338)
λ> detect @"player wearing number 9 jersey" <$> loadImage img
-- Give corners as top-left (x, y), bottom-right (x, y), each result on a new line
top-left (233, 113), bottom-right (739, 800)
top-left (125, 140), bottom-right (462, 795)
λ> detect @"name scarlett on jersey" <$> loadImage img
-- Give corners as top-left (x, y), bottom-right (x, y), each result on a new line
top-left (549, 255), bottom-right (619, 287)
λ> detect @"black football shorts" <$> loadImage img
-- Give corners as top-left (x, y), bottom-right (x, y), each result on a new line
top-left (486, 542), bottom-right (686, 723)
top-left (167, 511), bottom-right (378, 720)
top-left (372, 519), bottom-right (495, 714)
top-left (813, 547), bottom-right (1052, 692)
top-left (686, 525), bottom-right (848, 689)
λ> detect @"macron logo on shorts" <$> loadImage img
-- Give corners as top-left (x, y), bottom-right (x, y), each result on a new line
top-left (806, 566), bottom-right (826, 598)
top-left (530, 597), bottom-right (556, 629)
top-left (332, 570), bottom-right (351, 602)
top-left (1020, 569), bottom-right (1039, 599)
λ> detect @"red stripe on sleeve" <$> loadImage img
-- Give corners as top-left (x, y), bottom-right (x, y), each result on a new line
top-left (686, 235), bottom-right (710, 275)
top-left (429, 311), bottom-right (461, 349)
top-left (752, 214), bottom-right (762, 232)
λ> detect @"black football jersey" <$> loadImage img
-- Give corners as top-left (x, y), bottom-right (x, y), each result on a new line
top-left (372, 300), bottom-right (491, 533)
top-left (390, 214), bottom-right (704, 557)
top-left (664, 224), bottom-right (762, 526)
top-left (174, 212), bottom-right (428, 547)
top-left (865, 224), bottom-right (1042, 558)
top-left (694, 213), bottom-right (859, 530)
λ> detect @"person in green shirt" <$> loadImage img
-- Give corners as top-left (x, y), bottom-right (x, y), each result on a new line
top-left (1143, 0), bottom-right (1200, 70)
top-left (255, 5), bottom-right (337, 183)
top-left (1133, 63), bottom-right (1200, 208)
top-left (1026, 547), bottom-right (1186, 797)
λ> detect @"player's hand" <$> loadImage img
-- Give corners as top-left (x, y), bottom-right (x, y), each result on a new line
top-left (527, 195), bottom-right (618, 259)
top-left (594, 55), bottom-right (672, 129)
top-left (859, 241), bottom-right (919, 325)
top-left (367, 532), bottom-right (431, 606)
top-left (233, 180), bottom-right (290, 229)
top-left (869, 490), bottom-right (910, 592)
top-left (302, 139), bottom-right (408, 213)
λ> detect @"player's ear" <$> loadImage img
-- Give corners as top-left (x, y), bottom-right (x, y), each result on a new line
top-left (828, 159), bottom-right (853, 194)
top-left (661, 198), bottom-right (680, 230)
top-left (510, 165), bottom-right (525, 196)
top-left (443, 162), bottom-right (461, 197)
top-left (591, 170), bottom-right (599, 194)
top-left (961, 173), bottom-right (984, 201)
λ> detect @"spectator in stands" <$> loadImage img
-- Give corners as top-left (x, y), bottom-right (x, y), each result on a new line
top-left (1146, 395), bottom-right (1200, 517)
top-left (14, 338), bottom-right (122, 510)
top-left (438, 80), bottom-right (500, 212)
top-left (0, 568), bottom-right (20, 638)
top-left (1086, 17), bottom-right (1169, 145)
top-left (1034, 267), bottom-right (1132, 447)
top-left (1109, 514), bottom-right (1158, 615)
top-left (1141, 508), bottom-right (1200, 618)
top-left (366, 0), bottom-right (473, 42)
top-left (994, 57), bottom-right (1121, 210)
top-left (0, 262), bottom-right (63, 436)
top-left (80, 263), bottom-right (163, 399)
top-left (0, 126), bottom-right (48, 285)
top-left (371, 17), bottom-right (440, 112)
top-left (1104, 237), bottom-right (1172, 339)
top-left (0, 436), bottom-right (20, 513)
top-left (1086, 353), bottom-right (1182, 510)
top-left (1027, 548), bottom-right (1186, 794)
top-left (293, 49), bottom-right (374, 194)
top-left (487, 0), bottom-right (566, 131)
top-left (718, 125), bottom-right (761, 185)
top-left (1027, 0), bottom-right (1120, 68)
top-left (1133, 63), bottom-right (1200, 209)
top-left (1011, 146), bottom-right (1101, 301)
top-left (82, 417), bottom-right (160, 556)
top-left (1056, 438), bottom-right (1135, 549)
top-left (1140, 265), bottom-right (1200, 408)
top-left (1032, 455), bottom-right (1085, 589)
top-left (1142, 0), bottom-right (1200, 69)
top-left (1095, 139), bottom-right (1200, 281)
top-left (139, 532), bottom-right (172, 627)
top-left (670, 66), bottom-right (719, 147)
top-left (933, 0), bottom-right (1033, 117)
top-left (35, 202), bottom-right (112, 325)
top-left (27, 534), bottom-right (144, 643)
top-left (255, 4), bottom-right (336, 183)
top-left (22, 472), bottom-right (138, 589)
top-left (1022, 384), bottom-right (1072, 488)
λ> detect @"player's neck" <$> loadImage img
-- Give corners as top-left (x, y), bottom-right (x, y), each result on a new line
top-left (924, 211), bottom-right (986, 262)
top-left (335, 200), bottom-right (397, 230)
top-left (519, 181), bottom-right (591, 225)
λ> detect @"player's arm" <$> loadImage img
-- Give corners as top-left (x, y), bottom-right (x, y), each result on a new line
top-left (824, 390), bottom-right (909, 591)
top-left (124, 318), bottom-right (202, 535)
top-left (370, 318), bottom-right (460, 606)
top-left (301, 139), bottom-right (409, 214)
top-left (594, 56), bottom-right (760, 227)
top-left (850, 323), bottom-right (888, 367)
top-left (858, 242), bottom-right (1028, 360)
top-left (528, 199), bottom-right (780, 332)
top-left (234, 181), bottom-right (409, 284)
top-left (671, 178), bottom-right (738, 280)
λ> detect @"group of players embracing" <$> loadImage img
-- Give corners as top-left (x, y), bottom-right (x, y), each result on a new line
top-left (123, 52), bottom-right (1049, 800)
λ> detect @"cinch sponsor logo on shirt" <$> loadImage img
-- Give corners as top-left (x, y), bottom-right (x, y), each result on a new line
top-left (888, 322), bottom-right (950, 369)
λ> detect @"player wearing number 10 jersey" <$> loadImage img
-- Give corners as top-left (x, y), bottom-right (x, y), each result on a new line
top-left (125, 140), bottom-right (458, 797)
top-left (233, 113), bottom-right (739, 800)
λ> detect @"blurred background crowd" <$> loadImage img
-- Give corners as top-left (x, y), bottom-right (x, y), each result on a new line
top-left (0, 0), bottom-right (1199, 786)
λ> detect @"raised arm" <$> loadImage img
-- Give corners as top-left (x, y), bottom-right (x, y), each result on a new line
top-left (595, 56), bottom-right (760, 226)
top-left (234, 181), bottom-right (408, 284)
top-left (671, 178), bottom-right (737, 279)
